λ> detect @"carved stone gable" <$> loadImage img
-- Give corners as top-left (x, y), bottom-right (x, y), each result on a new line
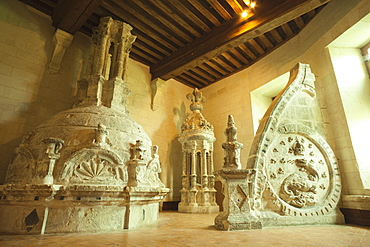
top-left (246, 63), bottom-right (343, 224)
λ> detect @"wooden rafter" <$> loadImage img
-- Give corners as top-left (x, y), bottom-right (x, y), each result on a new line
top-left (150, 0), bottom-right (330, 81)
top-left (51, 0), bottom-right (102, 34)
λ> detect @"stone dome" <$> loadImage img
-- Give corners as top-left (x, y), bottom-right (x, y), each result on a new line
top-left (5, 105), bottom-right (152, 186)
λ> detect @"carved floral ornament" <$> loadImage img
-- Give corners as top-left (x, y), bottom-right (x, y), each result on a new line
top-left (61, 148), bottom-right (126, 184)
top-left (181, 88), bottom-right (214, 134)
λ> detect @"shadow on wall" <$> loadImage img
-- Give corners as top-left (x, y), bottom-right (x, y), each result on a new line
top-left (173, 102), bottom-right (187, 134)
top-left (0, 1), bottom-right (89, 183)
top-left (169, 103), bottom-right (188, 202)
top-left (168, 136), bottom-right (182, 203)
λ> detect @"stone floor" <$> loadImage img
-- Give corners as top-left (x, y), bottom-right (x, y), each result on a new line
top-left (1, 211), bottom-right (369, 246)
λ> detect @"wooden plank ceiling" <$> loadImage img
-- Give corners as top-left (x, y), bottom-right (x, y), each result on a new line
top-left (19, 0), bottom-right (331, 88)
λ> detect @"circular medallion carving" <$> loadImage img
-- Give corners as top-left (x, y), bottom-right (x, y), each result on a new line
top-left (265, 134), bottom-right (340, 216)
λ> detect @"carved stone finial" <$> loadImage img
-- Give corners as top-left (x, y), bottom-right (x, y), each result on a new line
top-left (129, 140), bottom-right (146, 160)
top-left (43, 138), bottom-right (64, 159)
top-left (225, 115), bottom-right (237, 142)
top-left (222, 115), bottom-right (243, 169)
top-left (178, 88), bottom-right (218, 213)
top-left (127, 140), bottom-right (147, 187)
top-left (94, 124), bottom-right (108, 147)
top-left (42, 137), bottom-right (64, 184)
top-left (186, 88), bottom-right (206, 112)
top-left (227, 115), bottom-right (235, 127)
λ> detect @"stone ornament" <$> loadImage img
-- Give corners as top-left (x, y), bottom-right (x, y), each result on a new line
top-left (42, 138), bottom-right (64, 185)
top-left (178, 88), bottom-right (219, 214)
top-left (222, 115), bottom-right (243, 169)
top-left (0, 17), bottom-right (169, 234)
top-left (215, 63), bottom-right (343, 231)
top-left (248, 63), bottom-right (342, 224)
top-left (181, 88), bottom-right (214, 133)
top-left (147, 145), bottom-right (165, 187)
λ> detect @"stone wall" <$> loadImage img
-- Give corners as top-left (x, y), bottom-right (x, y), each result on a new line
top-left (0, 1), bottom-right (190, 202)
top-left (0, 1), bottom-right (87, 183)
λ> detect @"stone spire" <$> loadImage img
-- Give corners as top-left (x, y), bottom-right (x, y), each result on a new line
top-left (178, 88), bottom-right (219, 214)
top-left (222, 115), bottom-right (243, 169)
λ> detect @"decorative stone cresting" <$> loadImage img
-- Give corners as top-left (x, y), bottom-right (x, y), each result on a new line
top-left (215, 63), bottom-right (344, 231)
top-left (178, 88), bottom-right (219, 213)
top-left (0, 16), bottom-right (169, 234)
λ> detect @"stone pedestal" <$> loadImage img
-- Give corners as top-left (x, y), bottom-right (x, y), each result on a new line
top-left (0, 184), bottom-right (168, 234)
top-left (214, 169), bottom-right (262, 230)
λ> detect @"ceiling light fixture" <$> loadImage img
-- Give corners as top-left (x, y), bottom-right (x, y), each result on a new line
top-left (241, 0), bottom-right (256, 18)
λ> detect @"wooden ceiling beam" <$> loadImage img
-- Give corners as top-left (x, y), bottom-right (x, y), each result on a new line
top-left (205, 0), bottom-right (233, 20)
top-left (225, 0), bottom-right (245, 15)
top-left (269, 28), bottom-right (284, 43)
top-left (51, 0), bottom-right (102, 34)
top-left (151, 0), bottom-right (331, 81)
top-left (109, 0), bottom-right (186, 48)
top-left (131, 0), bottom-right (195, 43)
top-left (101, 1), bottom-right (178, 53)
top-left (19, 0), bottom-right (55, 16)
top-left (187, 0), bottom-right (222, 26)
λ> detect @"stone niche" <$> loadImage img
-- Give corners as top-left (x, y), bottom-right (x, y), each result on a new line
top-left (0, 17), bottom-right (169, 234)
top-left (215, 63), bottom-right (344, 230)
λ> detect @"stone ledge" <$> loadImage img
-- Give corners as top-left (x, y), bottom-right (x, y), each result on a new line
top-left (341, 195), bottom-right (370, 210)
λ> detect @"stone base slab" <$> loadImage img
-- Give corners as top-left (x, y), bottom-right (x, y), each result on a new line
top-left (215, 212), bottom-right (262, 231)
top-left (260, 209), bottom-right (345, 227)
top-left (0, 184), bottom-right (169, 234)
top-left (0, 202), bottom-right (159, 234)
top-left (178, 204), bottom-right (219, 214)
